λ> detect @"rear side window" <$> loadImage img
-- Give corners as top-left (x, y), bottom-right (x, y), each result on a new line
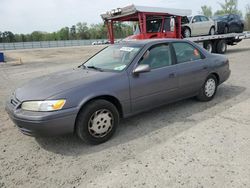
top-left (172, 42), bottom-right (202, 63)
top-left (200, 16), bottom-right (209, 21)
top-left (139, 44), bottom-right (172, 69)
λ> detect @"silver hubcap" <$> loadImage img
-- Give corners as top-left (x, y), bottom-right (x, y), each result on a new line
top-left (88, 109), bottom-right (113, 138)
top-left (221, 43), bottom-right (226, 52)
top-left (184, 29), bottom-right (191, 37)
top-left (207, 44), bottom-right (212, 52)
top-left (205, 78), bottom-right (216, 97)
top-left (210, 28), bottom-right (215, 35)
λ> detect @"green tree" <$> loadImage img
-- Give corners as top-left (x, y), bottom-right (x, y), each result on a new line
top-left (246, 4), bottom-right (250, 30)
top-left (201, 5), bottom-right (213, 17)
top-left (214, 0), bottom-right (242, 16)
top-left (76, 22), bottom-right (89, 39)
top-left (0, 31), bottom-right (2, 42)
top-left (31, 31), bottom-right (44, 41)
top-left (2, 31), bottom-right (15, 42)
top-left (58, 27), bottom-right (69, 40)
top-left (70, 25), bottom-right (77, 40)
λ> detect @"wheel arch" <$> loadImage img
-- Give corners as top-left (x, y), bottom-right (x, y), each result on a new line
top-left (210, 72), bottom-right (220, 84)
top-left (74, 95), bottom-right (123, 131)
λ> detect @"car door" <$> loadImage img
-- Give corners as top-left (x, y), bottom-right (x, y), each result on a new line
top-left (191, 16), bottom-right (203, 36)
top-left (129, 43), bottom-right (179, 113)
top-left (228, 14), bottom-right (237, 32)
top-left (234, 15), bottom-right (242, 32)
top-left (200, 16), bottom-right (211, 35)
top-left (171, 42), bottom-right (208, 97)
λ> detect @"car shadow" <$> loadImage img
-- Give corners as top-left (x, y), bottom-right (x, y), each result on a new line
top-left (227, 47), bottom-right (250, 54)
top-left (36, 84), bottom-right (247, 156)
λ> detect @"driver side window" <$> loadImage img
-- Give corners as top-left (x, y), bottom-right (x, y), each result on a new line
top-left (139, 44), bottom-right (172, 69)
top-left (193, 16), bottom-right (201, 23)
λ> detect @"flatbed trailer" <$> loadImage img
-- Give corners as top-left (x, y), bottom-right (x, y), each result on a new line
top-left (186, 32), bottom-right (250, 54)
top-left (101, 5), bottom-right (250, 54)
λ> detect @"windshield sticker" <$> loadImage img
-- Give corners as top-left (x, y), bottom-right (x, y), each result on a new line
top-left (120, 47), bottom-right (134, 52)
top-left (114, 65), bottom-right (126, 71)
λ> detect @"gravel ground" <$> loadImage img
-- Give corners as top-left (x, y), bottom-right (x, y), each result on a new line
top-left (0, 41), bottom-right (250, 188)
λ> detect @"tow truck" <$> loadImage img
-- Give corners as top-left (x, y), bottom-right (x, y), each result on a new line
top-left (101, 4), bottom-right (250, 54)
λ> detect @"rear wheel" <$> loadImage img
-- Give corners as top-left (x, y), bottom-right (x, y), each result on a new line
top-left (216, 39), bottom-right (227, 54)
top-left (224, 26), bottom-right (228, 34)
top-left (76, 100), bottom-right (119, 144)
top-left (203, 41), bottom-right (213, 53)
top-left (197, 75), bottom-right (218, 102)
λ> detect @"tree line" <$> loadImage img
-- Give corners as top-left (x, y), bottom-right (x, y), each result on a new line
top-left (0, 22), bottom-right (133, 43)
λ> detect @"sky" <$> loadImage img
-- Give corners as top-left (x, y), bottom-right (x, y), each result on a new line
top-left (0, 0), bottom-right (249, 34)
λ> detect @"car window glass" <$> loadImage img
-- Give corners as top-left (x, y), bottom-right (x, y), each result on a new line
top-left (193, 16), bottom-right (201, 23)
top-left (139, 44), bottom-right (172, 69)
top-left (200, 16), bottom-right (209, 22)
top-left (146, 18), bottom-right (162, 33)
top-left (172, 42), bottom-right (202, 63)
top-left (85, 45), bottom-right (141, 71)
top-left (163, 17), bottom-right (171, 31)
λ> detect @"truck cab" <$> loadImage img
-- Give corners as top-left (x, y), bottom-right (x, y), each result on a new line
top-left (101, 4), bottom-right (192, 43)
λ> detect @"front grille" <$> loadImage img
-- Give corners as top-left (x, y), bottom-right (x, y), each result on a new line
top-left (10, 95), bottom-right (21, 108)
top-left (11, 98), bottom-right (18, 107)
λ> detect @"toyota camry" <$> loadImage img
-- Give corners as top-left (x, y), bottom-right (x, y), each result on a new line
top-left (6, 39), bottom-right (231, 144)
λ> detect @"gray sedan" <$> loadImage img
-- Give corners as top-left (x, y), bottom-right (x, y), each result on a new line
top-left (6, 39), bottom-right (231, 144)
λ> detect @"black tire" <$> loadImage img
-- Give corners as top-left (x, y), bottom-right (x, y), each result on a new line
top-left (197, 75), bottom-right (218, 102)
top-left (209, 27), bottom-right (215, 35)
top-left (224, 26), bottom-right (228, 34)
top-left (76, 99), bottom-right (119, 144)
top-left (183, 27), bottom-right (191, 38)
top-left (203, 41), bottom-right (213, 53)
top-left (216, 39), bottom-right (227, 54)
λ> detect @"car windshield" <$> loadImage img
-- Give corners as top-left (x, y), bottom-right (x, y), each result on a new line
top-left (84, 45), bottom-right (141, 72)
top-left (188, 16), bottom-right (192, 22)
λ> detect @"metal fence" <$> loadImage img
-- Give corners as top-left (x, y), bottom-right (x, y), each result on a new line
top-left (0, 39), bottom-right (105, 51)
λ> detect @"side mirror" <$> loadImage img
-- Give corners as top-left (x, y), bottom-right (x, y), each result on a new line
top-left (133, 64), bottom-right (151, 74)
top-left (192, 19), bottom-right (197, 23)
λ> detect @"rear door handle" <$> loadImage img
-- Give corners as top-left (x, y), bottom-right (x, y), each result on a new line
top-left (169, 73), bottom-right (176, 78)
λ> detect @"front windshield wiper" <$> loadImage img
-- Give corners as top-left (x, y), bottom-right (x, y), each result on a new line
top-left (86, 66), bottom-right (104, 72)
top-left (78, 64), bottom-right (87, 69)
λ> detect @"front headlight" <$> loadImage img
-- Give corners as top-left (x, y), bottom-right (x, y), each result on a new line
top-left (21, 100), bottom-right (66, 112)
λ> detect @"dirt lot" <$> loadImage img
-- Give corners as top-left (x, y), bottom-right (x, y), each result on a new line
top-left (0, 41), bottom-right (250, 188)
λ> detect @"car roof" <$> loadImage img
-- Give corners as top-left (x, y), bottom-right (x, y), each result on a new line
top-left (118, 38), bottom-right (189, 46)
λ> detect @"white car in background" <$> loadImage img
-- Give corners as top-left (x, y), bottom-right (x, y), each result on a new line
top-left (182, 15), bottom-right (216, 38)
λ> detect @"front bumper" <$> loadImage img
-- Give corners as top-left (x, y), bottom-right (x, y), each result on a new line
top-left (5, 98), bottom-right (78, 136)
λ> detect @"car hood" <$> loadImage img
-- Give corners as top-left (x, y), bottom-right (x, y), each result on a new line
top-left (15, 68), bottom-right (114, 102)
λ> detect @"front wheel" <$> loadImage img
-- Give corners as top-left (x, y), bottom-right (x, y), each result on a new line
top-left (197, 75), bottom-right (218, 102)
top-left (183, 27), bottom-right (191, 38)
top-left (76, 100), bottom-right (119, 144)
